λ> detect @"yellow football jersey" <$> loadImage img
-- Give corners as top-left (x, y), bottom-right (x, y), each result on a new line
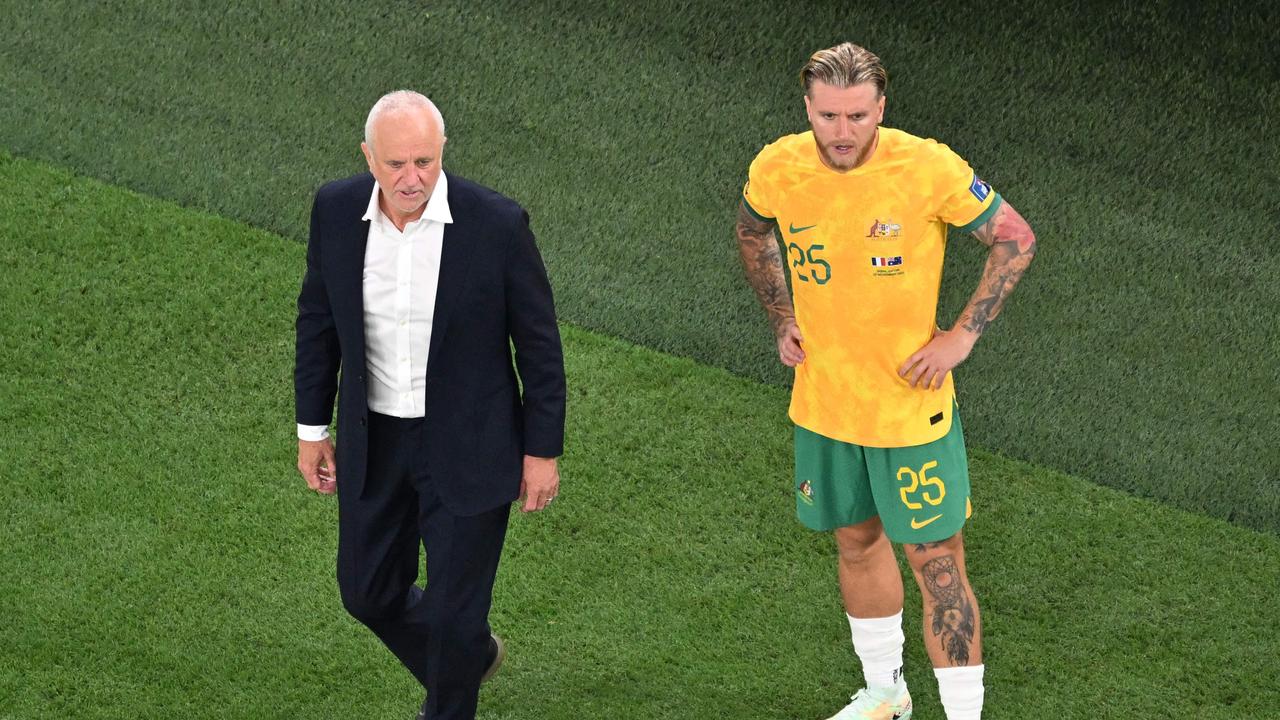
top-left (743, 127), bottom-right (1001, 447)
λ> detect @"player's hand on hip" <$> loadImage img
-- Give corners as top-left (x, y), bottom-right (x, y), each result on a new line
top-left (776, 319), bottom-right (806, 367)
top-left (899, 327), bottom-right (979, 390)
top-left (297, 438), bottom-right (337, 495)
top-left (518, 455), bottom-right (560, 513)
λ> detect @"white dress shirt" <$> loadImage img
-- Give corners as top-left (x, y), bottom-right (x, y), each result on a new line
top-left (297, 174), bottom-right (452, 441)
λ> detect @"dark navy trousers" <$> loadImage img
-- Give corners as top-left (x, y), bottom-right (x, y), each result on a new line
top-left (336, 412), bottom-right (510, 720)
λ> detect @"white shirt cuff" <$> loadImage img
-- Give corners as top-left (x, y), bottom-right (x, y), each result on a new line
top-left (297, 424), bottom-right (330, 441)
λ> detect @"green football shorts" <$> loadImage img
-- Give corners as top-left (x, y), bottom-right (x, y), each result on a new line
top-left (793, 408), bottom-right (971, 543)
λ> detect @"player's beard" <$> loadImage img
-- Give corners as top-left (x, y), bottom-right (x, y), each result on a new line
top-left (817, 128), bottom-right (878, 172)
top-left (819, 140), bottom-right (859, 171)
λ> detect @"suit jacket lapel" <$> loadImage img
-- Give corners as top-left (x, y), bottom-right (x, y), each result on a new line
top-left (427, 173), bottom-right (476, 373)
top-left (334, 176), bottom-right (373, 371)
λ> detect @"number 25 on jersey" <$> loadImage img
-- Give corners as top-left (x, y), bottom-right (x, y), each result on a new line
top-left (788, 242), bottom-right (830, 285)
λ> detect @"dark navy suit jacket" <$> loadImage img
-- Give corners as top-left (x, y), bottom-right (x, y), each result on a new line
top-left (294, 172), bottom-right (565, 515)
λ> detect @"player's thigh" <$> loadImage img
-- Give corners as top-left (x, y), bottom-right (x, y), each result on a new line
top-left (865, 410), bottom-right (971, 544)
top-left (793, 425), bottom-right (878, 532)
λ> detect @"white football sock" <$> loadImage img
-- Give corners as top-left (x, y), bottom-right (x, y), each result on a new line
top-left (846, 611), bottom-right (906, 690)
top-left (934, 664), bottom-right (984, 720)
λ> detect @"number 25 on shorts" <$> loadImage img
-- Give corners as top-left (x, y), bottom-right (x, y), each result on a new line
top-left (898, 460), bottom-right (946, 510)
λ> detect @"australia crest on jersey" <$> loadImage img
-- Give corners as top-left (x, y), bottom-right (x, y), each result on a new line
top-left (866, 218), bottom-right (902, 238)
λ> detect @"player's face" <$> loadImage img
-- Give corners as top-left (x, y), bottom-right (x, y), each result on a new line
top-left (361, 108), bottom-right (446, 225)
top-left (804, 80), bottom-right (885, 172)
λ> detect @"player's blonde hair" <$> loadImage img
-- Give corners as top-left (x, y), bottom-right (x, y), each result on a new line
top-left (800, 43), bottom-right (887, 96)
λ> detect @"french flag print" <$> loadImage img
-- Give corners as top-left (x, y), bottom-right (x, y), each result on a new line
top-left (870, 256), bottom-right (903, 267)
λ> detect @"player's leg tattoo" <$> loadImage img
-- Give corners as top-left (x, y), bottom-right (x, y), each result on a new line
top-left (920, 554), bottom-right (976, 665)
top-left (911, 541), bottom-right (944, 553)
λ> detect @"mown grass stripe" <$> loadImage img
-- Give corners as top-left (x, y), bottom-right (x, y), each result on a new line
top-left (2, 156), bottom-right (1278, 719)
top-left (1, 1), bottom-right (1275, 531)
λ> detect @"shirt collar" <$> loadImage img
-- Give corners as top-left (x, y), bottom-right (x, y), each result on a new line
top-left (362, 171), bottom-right (452, 226)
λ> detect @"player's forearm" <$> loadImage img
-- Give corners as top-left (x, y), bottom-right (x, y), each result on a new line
top-left (955, 225), bottom-right (1037, 337)
top-left (735, 204), bottom-right (795, 337)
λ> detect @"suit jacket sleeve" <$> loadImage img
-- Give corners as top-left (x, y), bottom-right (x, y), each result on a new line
top-left (294, 191), bottom-right (341, 427)
top-left (505, 210), bottom-right (566, 458)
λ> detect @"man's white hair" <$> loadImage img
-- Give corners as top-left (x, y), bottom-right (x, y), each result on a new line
top-left (364, 90), bottom-right (446, 147)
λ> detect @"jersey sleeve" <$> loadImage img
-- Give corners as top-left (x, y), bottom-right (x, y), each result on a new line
top-left (932, 144), bottom-right (1002, 233)
top-left (742, 151), bottom-right (777, 222)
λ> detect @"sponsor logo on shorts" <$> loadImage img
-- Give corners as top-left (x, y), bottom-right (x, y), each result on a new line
top-left (798, 480), bottom-right (814, 505)
top-left (910, 513), bottom-right (943, 530)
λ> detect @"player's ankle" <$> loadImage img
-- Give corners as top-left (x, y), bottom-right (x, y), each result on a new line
top-left (934, 664), bottom-right (983, 720)
top-left (848, 611), bottom-right (907, 689)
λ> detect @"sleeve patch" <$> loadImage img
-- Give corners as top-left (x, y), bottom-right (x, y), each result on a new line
top-left (969, 173), bottom-right (991, 202)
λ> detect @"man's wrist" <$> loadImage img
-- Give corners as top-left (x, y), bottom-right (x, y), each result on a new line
top-left (297, 424), bottom-right (330, 442)
top-left (770, 313), bottom-right (797, 336)
top-left (952, 325), bottom-right (982, 347)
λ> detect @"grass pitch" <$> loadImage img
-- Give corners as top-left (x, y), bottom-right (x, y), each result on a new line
top-left (2, 0), bottom-right (1280, 530)
top-left (2, 155), bottom-right (1277, 719)
top-left (1, 1), bottom-right (1277, 531)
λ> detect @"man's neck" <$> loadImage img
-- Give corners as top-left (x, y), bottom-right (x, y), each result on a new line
top-left (379, 193), bottom-right (426, 232)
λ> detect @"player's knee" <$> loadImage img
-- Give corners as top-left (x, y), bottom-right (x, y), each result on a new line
top-left (834, 521), bottom-right (888, 564)
top-left (903, 531), bottom-right (965, 570)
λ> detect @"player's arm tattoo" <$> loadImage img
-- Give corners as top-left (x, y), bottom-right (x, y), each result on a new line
top-left (735, 202), bottom-right (795, 338)
top-left (956, 201), bottom-right (1037, 335)
top-left (921, 554), bottom-right (977, 666)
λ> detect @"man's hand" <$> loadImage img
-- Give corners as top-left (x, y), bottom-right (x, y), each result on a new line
top-left (900, 201), bottom-right (1035, 391)
top-left (898, 327), bottom-right (979, 390)
top-left (777, 318), bottom-right (806, 367)
top-left (298, 438), bottom-right (337, 495)
top-left (518, 455), bottom-right (559, 513)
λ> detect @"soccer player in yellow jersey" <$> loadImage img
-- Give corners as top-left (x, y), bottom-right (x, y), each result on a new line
top-left (736, 43), bottom-right (1036, 720)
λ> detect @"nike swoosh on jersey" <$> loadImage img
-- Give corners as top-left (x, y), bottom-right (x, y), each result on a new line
top-left (788, 222), bottom-right (817, 234)
top-left (911, 514), bottom-right (943, 529)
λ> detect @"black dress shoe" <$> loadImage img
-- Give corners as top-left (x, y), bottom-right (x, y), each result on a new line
top-left (415, 633), bottom-right (506, 719)
top-left (480, 632), bottom-right (505, 683)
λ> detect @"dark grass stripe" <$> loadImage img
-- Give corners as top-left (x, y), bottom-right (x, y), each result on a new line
top-left (0, 1), bottom-right (1275, 533)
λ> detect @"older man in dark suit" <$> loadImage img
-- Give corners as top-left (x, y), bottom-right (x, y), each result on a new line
top-left (294, 90), bottom-right (565, 720)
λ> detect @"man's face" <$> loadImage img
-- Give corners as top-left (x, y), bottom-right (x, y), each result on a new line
top-left (804, 80), bottom-right (885, 172)
top-left (361, 108), bottom-right (446, 224)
